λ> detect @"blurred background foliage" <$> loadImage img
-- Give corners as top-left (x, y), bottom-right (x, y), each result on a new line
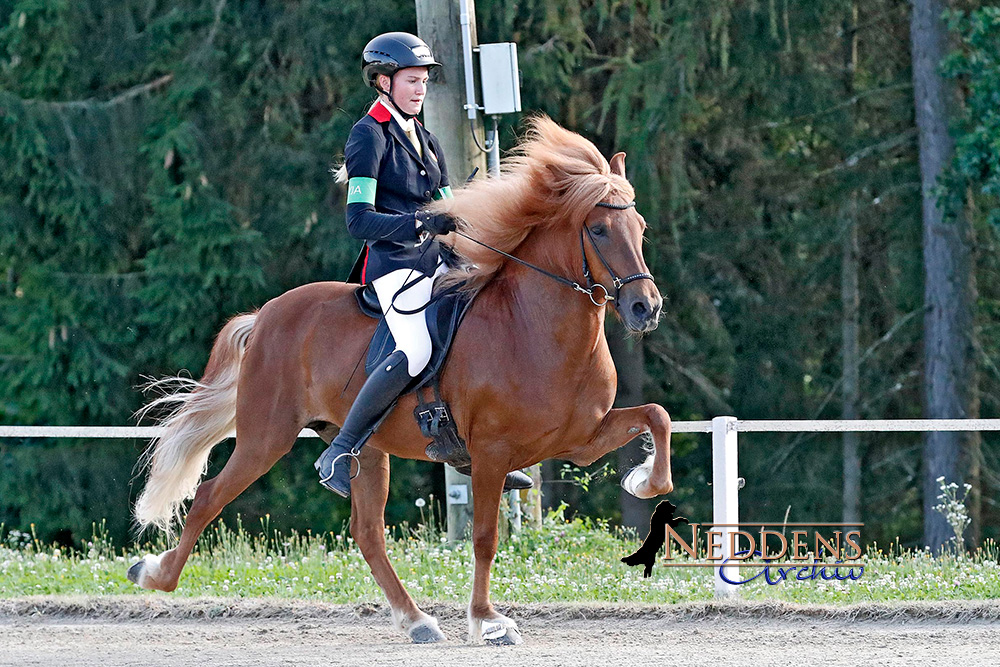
top-left (0, 0), bottom-right (998, 548)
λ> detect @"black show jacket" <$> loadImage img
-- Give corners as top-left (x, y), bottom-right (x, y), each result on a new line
top-left (343, 101), bottom-right (451, 283)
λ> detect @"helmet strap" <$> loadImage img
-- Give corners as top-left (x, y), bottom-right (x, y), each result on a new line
top-left (381, 74), bottom-right (418, 121)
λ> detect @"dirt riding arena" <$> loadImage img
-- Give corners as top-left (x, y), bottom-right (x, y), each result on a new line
top-left (1, 598), bottom-right (998, 666)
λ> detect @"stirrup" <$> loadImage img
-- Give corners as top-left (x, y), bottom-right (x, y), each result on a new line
top-left (317, 448), bottom-right (361, 497)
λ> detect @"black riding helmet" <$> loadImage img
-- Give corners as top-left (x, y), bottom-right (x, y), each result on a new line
top-left (362, 32), bottom-right (441, 93)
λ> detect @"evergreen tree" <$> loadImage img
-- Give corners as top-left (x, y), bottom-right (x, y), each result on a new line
top-left (0, 0), bottom-right (995, 547)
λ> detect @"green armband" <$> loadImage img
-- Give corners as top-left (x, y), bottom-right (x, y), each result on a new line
top-left (346, 177), bottom-right (377, 205)
top-left (434, 186), bottom-right (453, 200)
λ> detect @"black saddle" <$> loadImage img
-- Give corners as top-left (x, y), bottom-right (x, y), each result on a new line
top-left (353, 283), bottom-right (474, 387)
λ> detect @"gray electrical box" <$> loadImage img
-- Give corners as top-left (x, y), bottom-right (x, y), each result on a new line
top-left (479, 42), bottom-right (521, 115)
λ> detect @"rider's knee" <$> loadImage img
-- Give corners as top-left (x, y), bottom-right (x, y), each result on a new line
top-left (401, 343), bottom-right (432, 377)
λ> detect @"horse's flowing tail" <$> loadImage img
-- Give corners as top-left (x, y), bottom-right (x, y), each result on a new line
top-left (134, 313), bottom-right (257, 536)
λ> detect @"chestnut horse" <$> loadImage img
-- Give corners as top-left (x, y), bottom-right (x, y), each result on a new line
top-left (130, 117), bottom-right (673, 645)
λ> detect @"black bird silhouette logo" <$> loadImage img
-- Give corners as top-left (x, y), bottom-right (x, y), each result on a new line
top-left (621, 500), bottom-right (689, 578)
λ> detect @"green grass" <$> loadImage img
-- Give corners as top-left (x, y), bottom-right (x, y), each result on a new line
top-left (2, 511), bottom-right (999, 604)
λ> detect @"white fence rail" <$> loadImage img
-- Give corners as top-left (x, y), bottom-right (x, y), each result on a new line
top-left (3, 417), bottom-right (999, 598)
top-left (706, 417), bottom-right (1000, 599)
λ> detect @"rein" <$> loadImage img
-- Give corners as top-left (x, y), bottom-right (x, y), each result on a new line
top-left (453, 200), bottom-right (655, 308)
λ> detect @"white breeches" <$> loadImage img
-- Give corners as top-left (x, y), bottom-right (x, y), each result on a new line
top-left (372, 262), bottom-right (448, 377)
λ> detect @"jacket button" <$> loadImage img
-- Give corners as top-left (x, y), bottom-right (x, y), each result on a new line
top-left (424, 191), bottom-right (431, 197)
top-left (420, 169), bottom-right (426, 176)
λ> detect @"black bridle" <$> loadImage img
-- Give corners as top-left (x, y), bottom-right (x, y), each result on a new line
top-left (581, 201), bottom-right (656, 306)
top-left (453, 200), bottom-right (655, 308)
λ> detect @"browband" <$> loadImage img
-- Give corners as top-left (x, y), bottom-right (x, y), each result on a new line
top-left (596, 201), bottom-right (636, 210)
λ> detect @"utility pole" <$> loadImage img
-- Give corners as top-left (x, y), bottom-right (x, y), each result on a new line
top-left (416, 0), bottom-right (487, 183)
top-left (416, 0), bottom-right (487, 542)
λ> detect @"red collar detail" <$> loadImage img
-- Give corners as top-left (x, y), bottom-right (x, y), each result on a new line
top-left (367, 101), bottom-right (392, 123)
top-left (368, 100), bottom-right (422, 126)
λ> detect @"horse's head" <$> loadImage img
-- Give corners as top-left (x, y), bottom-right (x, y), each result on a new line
top-left (581, 152), bottom-right (662, 333)
top-left (435, 117), bottom-right (662, 332)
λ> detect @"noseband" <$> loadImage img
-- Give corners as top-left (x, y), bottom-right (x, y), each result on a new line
top-left (452, 199), bottom-right (655, 309)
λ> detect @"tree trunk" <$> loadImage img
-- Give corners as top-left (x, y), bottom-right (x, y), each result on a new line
top-left (842, 194), bottom-right (862, 528)
top-left (909, 0), bottom-right (978, 551)
top-left (841, 3), bottom-right (862, 531)
top-left (607, 325), bottom-right (651, 533)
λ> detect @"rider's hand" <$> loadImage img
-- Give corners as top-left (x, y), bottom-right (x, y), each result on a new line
top-left (416, 209), bottom-right (457, 236)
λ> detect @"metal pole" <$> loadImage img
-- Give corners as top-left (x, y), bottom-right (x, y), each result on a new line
top-left (445, 464), bottom-right (474, 542)
top-left (487, 116), bottom-right (500, 176)
top-left (458, 0), bottom-right (479, 120)
top-left (712, 416), bottom-right (739, 598)
top-left (527, 463), bottom-right (543, 529)
top-left (508, 489), bottom-right (522, 533)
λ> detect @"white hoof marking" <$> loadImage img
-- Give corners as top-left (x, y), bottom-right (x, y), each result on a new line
top-left (481, 621), bottom-right (507, 640)
top-left (392, 608), bottom-right (445, 643)
top-left (621, 466), bottom-right (650, 497)
top-left (134, 553), bottom-right (163, 590)
top-left (469, 611), bottom-right (523, 645)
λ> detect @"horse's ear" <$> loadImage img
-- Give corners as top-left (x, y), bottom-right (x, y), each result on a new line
top-left (609, 152), bottom-right (626, 177)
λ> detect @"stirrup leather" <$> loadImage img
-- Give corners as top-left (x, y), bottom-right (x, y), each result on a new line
top-left (415, 381), bottom-right (472, 467)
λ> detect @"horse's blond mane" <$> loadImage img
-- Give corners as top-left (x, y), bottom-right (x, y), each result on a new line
top-left (432, 116), bottom-right (634, 290)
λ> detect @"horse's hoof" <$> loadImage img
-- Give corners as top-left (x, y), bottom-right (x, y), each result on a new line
top-left (409, 620), bottom-right (446, 644)
top-left (126, 553), bottom-right (164, 590)
top-left (126, 560), bottom-right (144, 585)
top-left (482, 620), bottom-right (524, 646)
top-left (621, 465), bottom-right (651, 498)
top-left (486, 628), bottom-right (523, 646)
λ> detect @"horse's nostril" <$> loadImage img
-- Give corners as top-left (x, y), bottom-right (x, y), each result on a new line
top-left (631, 300), bottom-right (649, 319)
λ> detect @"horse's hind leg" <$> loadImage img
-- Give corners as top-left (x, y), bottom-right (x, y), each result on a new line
top-left (129, 415), bottom-right (300, 592)
top-left (350, 445), bottom-right (446, 644)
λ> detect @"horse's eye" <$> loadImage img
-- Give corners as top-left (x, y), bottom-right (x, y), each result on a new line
top-left (591, 225), bottom-right (607, 237)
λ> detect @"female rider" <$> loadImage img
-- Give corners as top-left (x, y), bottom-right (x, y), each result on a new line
top-left (314, 32), bottom-right (530, 497)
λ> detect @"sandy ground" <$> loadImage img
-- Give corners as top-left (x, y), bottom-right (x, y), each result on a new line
top-left (2, 598), bottom-right (999, 666)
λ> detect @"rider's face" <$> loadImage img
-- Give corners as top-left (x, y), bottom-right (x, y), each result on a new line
top-left (382, 67), bottom-right (429, 116)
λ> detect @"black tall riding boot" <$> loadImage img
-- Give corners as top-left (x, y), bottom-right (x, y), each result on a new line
top-left (315, 349), bottom-right (412, 497)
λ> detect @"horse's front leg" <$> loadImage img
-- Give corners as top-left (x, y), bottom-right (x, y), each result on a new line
top-left (467, 461), bottom-right (523, 645)
top-left (350, 445), bottom-right (445, 644)
top-left (566, 404), bottom-right (673, 498)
